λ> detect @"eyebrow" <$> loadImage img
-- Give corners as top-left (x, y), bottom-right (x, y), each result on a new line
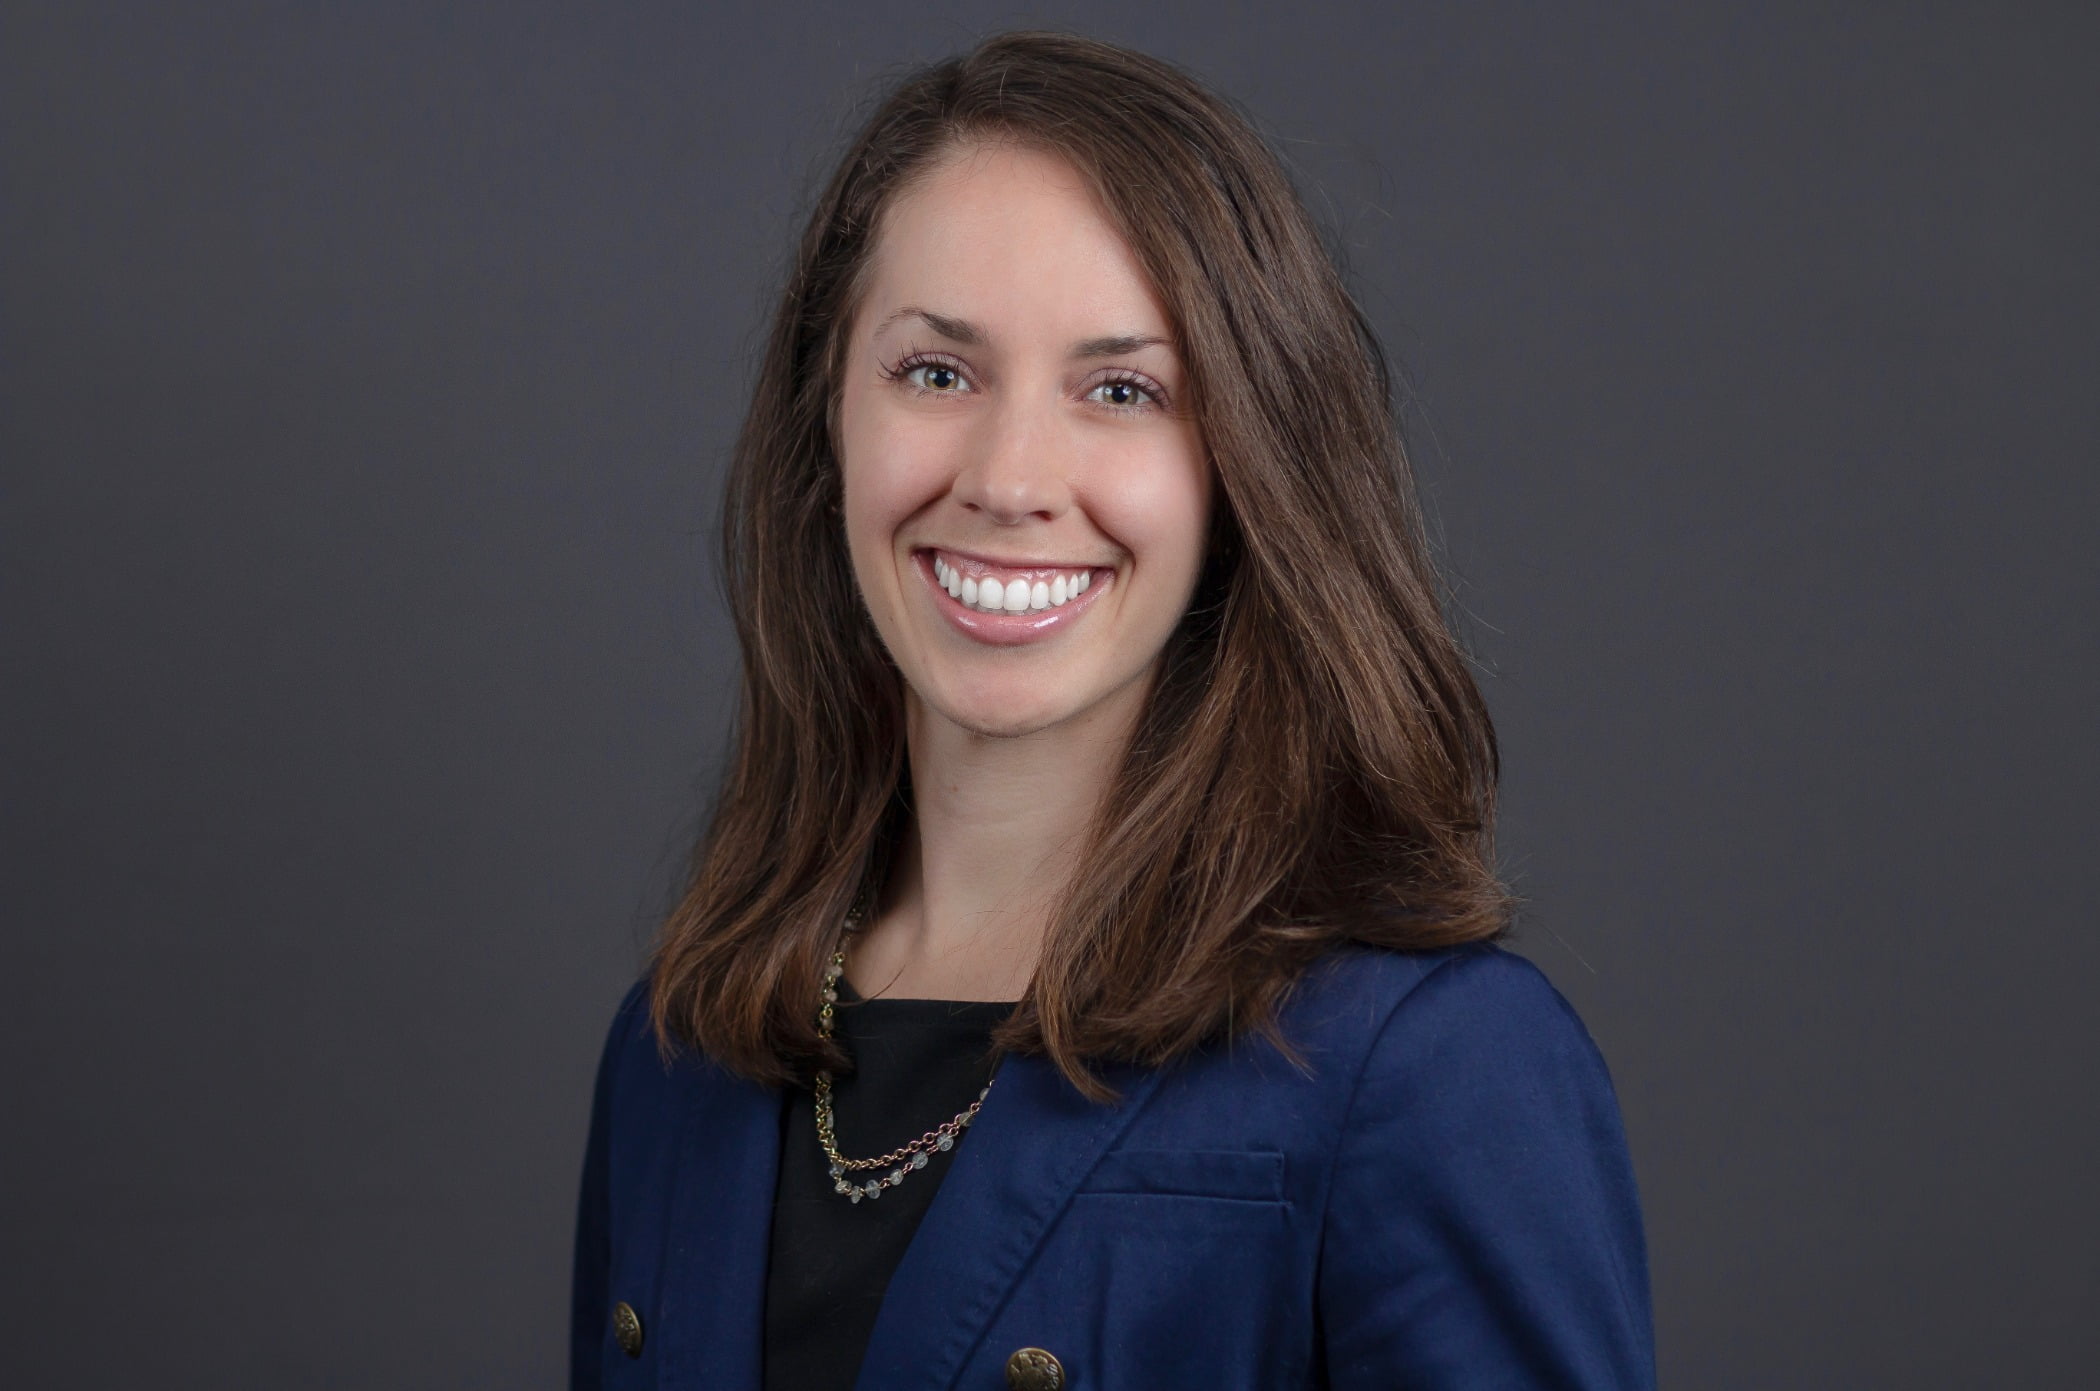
top-left (876, 307), bottom-right (1174, 360)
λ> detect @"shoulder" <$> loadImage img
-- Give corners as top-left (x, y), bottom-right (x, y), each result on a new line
top-left (1282, 940), bottom-right (1630, 1160)
top-left (1283, 940), bottom-right (1601, 1075)
top-left (596, 978), bottom-right (655, 1073)
top-left (591, 974), bottom-right (776, 1111)
top-left (588, 976), bottom-right (692, 1127)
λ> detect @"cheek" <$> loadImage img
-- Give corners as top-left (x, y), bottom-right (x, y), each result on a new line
top-left (839, 422), bottom-right (927, 593)
top-left (840, 399), bottom-right (955, 541)
top-left (1095, 433), bottom-right (1212, 578)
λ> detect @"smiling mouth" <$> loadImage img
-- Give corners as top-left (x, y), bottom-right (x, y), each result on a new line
top-left (923, 548), bottom-right (1104, 615)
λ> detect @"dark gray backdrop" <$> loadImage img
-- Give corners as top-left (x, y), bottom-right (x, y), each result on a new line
top-left (5, 3), bottom-right (2094, 1387)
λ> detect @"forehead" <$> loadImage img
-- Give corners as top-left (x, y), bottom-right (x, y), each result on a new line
top-left (857, 141), bottom-right (1174, 342)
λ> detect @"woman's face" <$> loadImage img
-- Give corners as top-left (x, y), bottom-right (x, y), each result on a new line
top-left (836, 141), bottom-right (1211, 742)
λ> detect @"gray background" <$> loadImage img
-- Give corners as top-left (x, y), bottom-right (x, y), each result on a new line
top-left (4, 2), bottom-right (2094, 1387)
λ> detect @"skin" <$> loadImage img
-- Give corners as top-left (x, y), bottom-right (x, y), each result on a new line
top-left (835, 139), bottom-right (1212, 1001)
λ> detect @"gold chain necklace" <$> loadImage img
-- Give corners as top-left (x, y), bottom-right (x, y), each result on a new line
top-left (812, 932), bottom-right (994, 1204)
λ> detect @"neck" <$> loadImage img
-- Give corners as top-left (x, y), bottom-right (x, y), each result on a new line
top-left (848, 680), bottom-right (1145, 1002)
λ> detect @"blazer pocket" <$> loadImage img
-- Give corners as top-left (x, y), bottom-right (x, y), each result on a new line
top-left (1078, 1147), bottom-right (1285, 1203)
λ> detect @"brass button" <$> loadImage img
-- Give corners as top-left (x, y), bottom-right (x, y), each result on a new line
top-left (1005, 1346), bottom-right (1064, 1391)
top-left (611, 1301), bottom-right (644, 1358)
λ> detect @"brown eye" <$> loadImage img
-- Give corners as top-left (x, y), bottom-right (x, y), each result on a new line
top-left (906, 363), bottom-right (967, 392)
top-left (1087, 378), bottom-right (1156, 409)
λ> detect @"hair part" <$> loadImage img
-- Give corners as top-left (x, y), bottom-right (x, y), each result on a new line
top-left (650, 29), bottom-right (1510, 1100)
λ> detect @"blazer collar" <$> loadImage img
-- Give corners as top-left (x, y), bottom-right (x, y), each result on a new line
top-left (853, 1051), bottom-right (1167, 1391)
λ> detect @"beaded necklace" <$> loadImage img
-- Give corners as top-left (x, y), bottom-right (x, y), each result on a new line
top-left (811, 931), bottom-right (996, 1204)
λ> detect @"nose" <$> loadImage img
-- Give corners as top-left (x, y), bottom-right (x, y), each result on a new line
top-left (950, 394), bottom-right (1073, 525)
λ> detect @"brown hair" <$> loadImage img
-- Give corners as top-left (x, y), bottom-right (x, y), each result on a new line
top-left (650, 30), bottom-right (1510, 1098)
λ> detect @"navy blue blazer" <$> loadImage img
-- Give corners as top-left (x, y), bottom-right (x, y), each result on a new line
top-left (571, 943), bottom-right (1655, 1390)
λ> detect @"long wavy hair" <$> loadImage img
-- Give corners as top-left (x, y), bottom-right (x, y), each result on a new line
top-left (650, 30), bottom-right (1510, 1099)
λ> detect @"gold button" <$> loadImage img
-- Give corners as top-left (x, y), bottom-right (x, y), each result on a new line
top-left (611, 1301), bottom-right (644, 1357)
top-left (1005, 1346), bottom-right (1064, 1391)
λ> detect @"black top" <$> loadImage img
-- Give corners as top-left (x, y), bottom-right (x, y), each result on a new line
top-left (762, 980), bottom-right (1015, 1391)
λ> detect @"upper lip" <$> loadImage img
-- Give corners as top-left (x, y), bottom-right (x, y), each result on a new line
top-left (920, 544), bottom-right (1105, 570)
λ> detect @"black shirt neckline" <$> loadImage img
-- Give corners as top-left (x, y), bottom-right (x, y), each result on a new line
top-left (832, 973), bottom-right (1021, 1021)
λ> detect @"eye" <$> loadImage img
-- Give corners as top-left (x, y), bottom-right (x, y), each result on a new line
top-left (1085, 376), bottom-right (1161, 410)
top-left (899, 358), bottom-right (970, 394)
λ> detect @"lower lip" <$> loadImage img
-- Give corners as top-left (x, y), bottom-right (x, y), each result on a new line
top-left (917, 552), bottom-right (1111, 647)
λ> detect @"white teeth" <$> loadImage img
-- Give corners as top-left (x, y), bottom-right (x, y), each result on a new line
top-left (933, 554), bottom-right (1099, 613)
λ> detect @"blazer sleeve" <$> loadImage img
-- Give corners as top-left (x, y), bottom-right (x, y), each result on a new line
top-left (1318, 947), bottom-right (1656, 1390)
top-left (570, 980), bottom-right (650, 1391)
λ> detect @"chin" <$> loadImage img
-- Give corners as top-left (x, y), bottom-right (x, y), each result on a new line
top-left (908, 670), bottom-right (1077, 739)
top-left (934, 695), bottom-right (1074, 740)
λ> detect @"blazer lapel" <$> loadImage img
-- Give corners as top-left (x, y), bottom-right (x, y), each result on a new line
top-left (852, 1052), bottom-right (1167, 1391)
top-left (657, 1054), bottom-right (785, 1391)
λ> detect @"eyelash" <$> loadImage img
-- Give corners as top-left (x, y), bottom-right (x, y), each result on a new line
top-left (881, 350), bottom-right (1169, 413)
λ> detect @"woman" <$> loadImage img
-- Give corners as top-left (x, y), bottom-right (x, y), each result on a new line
top-left (573, 30), bottom-right (1654, 1391)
